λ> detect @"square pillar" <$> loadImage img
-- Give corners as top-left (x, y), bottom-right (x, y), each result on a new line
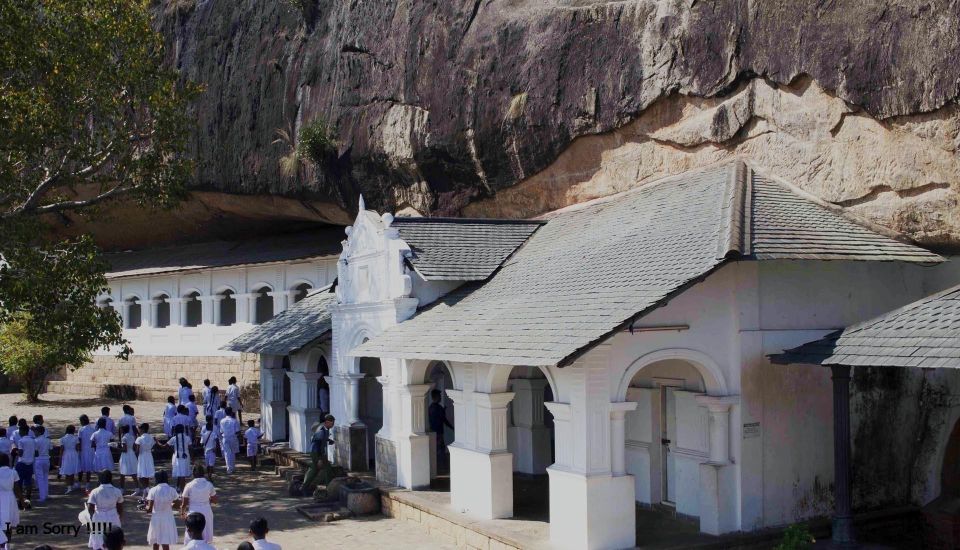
top-left (448, 390), bottom-right (515, 519)
top-left (695, 395), bottom-right (739, 535)
top-left (199, 295), bottom-right (217, 326)
top-left (508, 378), bottom-right (553, 474)
top-left (396, 384), bottom-right (432, 489)
top-left (287, 371), bottom-right (323, 452)
top-left (260, 358), bottom-right (287, 442)
top-left (147, 298), bottom-right (161, 328)
top-left (333, 372), bottom-right (368, 471)
top-left (168, 297), bottom-right (182, 326)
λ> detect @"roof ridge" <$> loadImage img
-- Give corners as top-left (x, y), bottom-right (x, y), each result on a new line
top-left (717, 160), bottom-right (751, 259)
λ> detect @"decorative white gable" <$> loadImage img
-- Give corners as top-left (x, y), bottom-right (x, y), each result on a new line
top-left (337, 196), bottom-right (414, 306)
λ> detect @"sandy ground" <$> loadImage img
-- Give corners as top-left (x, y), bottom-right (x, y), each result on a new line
top-left (3, 392), bottom-right (454, 549)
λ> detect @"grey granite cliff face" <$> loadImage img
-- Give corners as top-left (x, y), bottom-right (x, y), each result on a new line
top-left (66, 0), bottom-right (960, 249)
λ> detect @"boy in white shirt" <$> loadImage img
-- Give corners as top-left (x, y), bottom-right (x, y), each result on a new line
top-left (249, 517), bottom-right (282, 550)
top-left (244, 420), bottom-right (262, 470)
top-left (0, 428), bottom-right (12, 463)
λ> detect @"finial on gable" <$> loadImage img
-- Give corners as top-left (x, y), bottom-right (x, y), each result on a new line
top-left (358, 194), bottom-right (366, 212)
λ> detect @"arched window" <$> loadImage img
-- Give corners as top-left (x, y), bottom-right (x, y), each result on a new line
top-left (125, 297), bottom-right (142, 329)
top-left (155, 294), bottom-right (170, 328)
top-left (293, 282), bottom-right (312, 303)
top-left (254, 287), bottom-right (273, 324)
top-left (183, 291), bottom-right (202, 327)
top-left (99, 297), bottom-right (115, 314)
top-left (218, 289), bottom-right (236, 326)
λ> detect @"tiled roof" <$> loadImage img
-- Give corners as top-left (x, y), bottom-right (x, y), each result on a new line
top-left (392, 218), bottom-right (543, 281)
top-left (353, 161), bottom-right (941, 367)
top-left (770, 284), bottom-right (960, 369)
top-left (221, 288), bottom-right (336, 355)
top-left (104, 227), bottom-right (343, 279)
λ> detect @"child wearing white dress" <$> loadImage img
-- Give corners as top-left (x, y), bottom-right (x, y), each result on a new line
top-left (32, 425), bottom-right (51, 503)
top-left (162, 396), bottom-right (176, 437)
top-left (145, 470), bottom-right (178, 550)
top-left (181, 465), bottom-right (217, 544)
top-left (91, 418), bottom-right (114, 473)
top-left (244, 420), bottom-right (262, 470)
top-left (0, 455), bottom-right (20, 547)
top-left (0, 429), bottom-right (11, 464)
top-left (200, 418), bottom-right (217, 477)
top-left (135, 423), bottom-right (156, 496)
top-left (178, 378), bottom-right (193, 406)
top-left (118, 425), bottom-right (137, 493)
top-left (170, 425), bottom-right (192, 492)
top-left (59, 424), bottom-right (80, 494)
top-left (78, 415), bottom-right (96, 490)
top-left (86, 470), bottom-right (124, 550)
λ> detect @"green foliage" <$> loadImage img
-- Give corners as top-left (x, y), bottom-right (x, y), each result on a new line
top-left (775, 524), bottom-right (815, 550)
top-left (0, 0), bottom-right (194, 398)
top-left (296, 118), bottom-right (337, 167)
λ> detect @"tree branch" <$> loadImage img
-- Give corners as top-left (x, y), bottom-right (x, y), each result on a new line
top-left (29, 183), bottom-right (135, 216)
top-left (8, 145), bottom-right (116, 217)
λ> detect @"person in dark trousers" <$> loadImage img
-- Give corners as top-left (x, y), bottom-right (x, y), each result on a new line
top-left (428, 389), bottom-right (454, 468)
top-left (300, 415), bottom-right (335, 493)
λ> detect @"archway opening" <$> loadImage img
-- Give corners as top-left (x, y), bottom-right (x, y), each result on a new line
top-left (218, 290), bottom-right (236, 326)
top-left (125, 297), bottom-right (141, 329)
top-left (254, 287), bottom-right (274, 324)
top-left (183, 291), bottom-right (202, 327)
top-left (425, 361), bottom-right (455, 483)
top-left (293, 283), bottom-right (312, 303)
top-left (154, 294), bottom-right (170, 328)
top-left (316, 356), bottom-right (330, 416)
top-left (358, 355), bottom-right (383, 471)
top-left (507, 366), bottom-right (555, 522)
top-left (624, 359), bottom-right (707, 519)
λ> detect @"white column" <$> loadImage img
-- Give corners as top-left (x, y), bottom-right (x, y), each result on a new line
top-left (179, 297), bottom-right (190, 326)
top-left (267, 291), bottom-right (286, 315)
top-left (260, 357), bottom-right (287, 441)
top-left (148, 298), bottom-right (161, 328)
top-left (287, 371), bottom-right (324, 452)
top-left (211, 295), bottom-right (224, 326)
top-left (397, 384), bottom-right (432, 489)
top-left (508, 378), bottom-right (552, 474)
top-left (609, 401), bottom-right (638, 476)
top-left (199, 295), bottom-right (216, 326)
top-left (235, 293), bottom-right (255, 325)
top-left (695, 395), bottom-right (739, 535)
top-left (169, 297), bottom-right (183, 326)
top-left (448, 390), bottom-right (515, 519)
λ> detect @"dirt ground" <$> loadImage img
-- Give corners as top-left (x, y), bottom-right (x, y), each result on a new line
top-left (3, 392), bottom-right (454, 549)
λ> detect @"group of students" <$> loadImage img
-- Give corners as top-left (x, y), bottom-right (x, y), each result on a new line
top-left (0, 375), bottom-right (273, 549)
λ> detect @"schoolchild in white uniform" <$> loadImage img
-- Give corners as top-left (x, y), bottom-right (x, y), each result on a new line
top-left (99, 406), bottom-right (117, 439)
top-left (135, 423), bottom-right (156, 497)
top-left (170, 424), bottom-right (192, 491)
top-left (14, 425), bottom-right (36, 503)
top-left (218, 408), bottom-right (241, 474)
top-left (59, 424), bottom-right (81, 494)
top-left (86, 470), bottom-right (124, 550)
top-left (226, 376), bottom-right (243, 424)
top-left (244, 419), bottom-right (262, 470)
top-left (201, 379), bottom-right (211, 406)
top-left (249, 517), bottom-right (283, 550)
top-left (0, 454), bottom-right (20, 548)
top-left (32, 425), bottom-right (51, 502)
top-left (200, 417), bottom-right (218, 477)
top-left (78, 414), bottom-right (96, 490)
top-left (162, 396), bottom-right (176, 437)
top-left (182, 512), bottom-right (216, 550)
top-left (145, 469), bottom-right (179, 549)
top-left (181, 465), bottom-right (217, 544)
top-left (204, 386), bottom-right (220, 421)
top-left (0, 429), bottom-right (12, 464)
top-left (173, 405), bottom-right (192, 436)
top-left (118, 405), bottom-right (138, 437)
top-left (178, 378), bottom-right (193, 406)
top-left (118, 425), bottom-right (138, 493)
top-left (91, 417), bottom-right (114, 473)
top-left (187, 394), bottom-right (200, 440)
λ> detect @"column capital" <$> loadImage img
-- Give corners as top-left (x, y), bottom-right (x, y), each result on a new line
top-left (609, 400), bottom-right (638, 419)
top-left (544, 401), bottom-right (571, 421)
top-left (338, 372), bottom-right (366, 382)
top-left (695, 394), bottom-right (739, 412)
top-left (445, 388), bottom-right (470, 404)
top-left (288, 371), bottom-right (325, 382)
top-left (474, 391), bottom-right (515, 409)
top-left (197, 295), bottom-right (218, 302)
top-left (400, 383), bottom-right (433, 399)
top-left (236, 293), bottom-right (259, 300)
top-left (267, 290), bottom-right (296, 298)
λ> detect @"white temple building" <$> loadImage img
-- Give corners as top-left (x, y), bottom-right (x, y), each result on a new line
top-left (227, 160), bottom-right (960, 549)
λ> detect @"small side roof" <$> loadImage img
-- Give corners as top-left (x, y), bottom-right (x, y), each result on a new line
top-left (104, 227), bottom-right (344, 279)
top-left (769, 284), bottom-right (960, 369)
top-left (353, 160), bottom-right (941, 367)
top-left (221, 287), bottom-right (336, 355)
top-left (392, 217), bottom-right (543, 281)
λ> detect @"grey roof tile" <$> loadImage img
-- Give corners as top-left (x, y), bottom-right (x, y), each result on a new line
top-left (355, 161), bottom-right (940, 367)
top-left (221, 288), bottom-right (336, 355)
top-left (771, 284), bottom-right (960, 369)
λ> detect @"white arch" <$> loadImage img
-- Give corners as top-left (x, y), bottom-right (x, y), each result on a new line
top-left (180, 288), bottom-right (203, 298)
top-left (122, 293), bottom-right (142, 303)
top-left (485, 364), bottom-right (560, 400)
top-left (289, 279), bottom-right (315, 291)
top-left (249, 282), bottom-right (274, 293)
top-left (97, 294), bottom-right (115, 306)
top-left (616, 348), bottom-right (729, 401)
top-left (342, 323), bottom-right (378, 375)
top-left (425, 360), bottom-right (458, 392)
top-left (213, 284), bottom-right (238, 295)
top-left (151, 289), bottom-right (172, 300)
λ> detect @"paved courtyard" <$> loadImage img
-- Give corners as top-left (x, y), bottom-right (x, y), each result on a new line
top-left (3, 392), bottom-right (454, 549)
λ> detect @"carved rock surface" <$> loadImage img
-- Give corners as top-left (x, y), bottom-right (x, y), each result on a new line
top-left (74, 1), bottom-right (960, 249)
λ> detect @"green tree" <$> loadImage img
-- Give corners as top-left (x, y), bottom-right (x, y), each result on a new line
top-left (0, 0), bottom-right (197, 398)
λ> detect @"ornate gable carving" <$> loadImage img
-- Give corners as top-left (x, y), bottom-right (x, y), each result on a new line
top-left (337, 197), bottom-right (413, 305)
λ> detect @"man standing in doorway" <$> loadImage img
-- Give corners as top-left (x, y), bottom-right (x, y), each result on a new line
top-left (301, 415), bottom-right (335, 494)
top-left (428, 390), bottom-right (454, 469)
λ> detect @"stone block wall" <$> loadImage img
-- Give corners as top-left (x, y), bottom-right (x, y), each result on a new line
top-left (46, 353), bottom-right (260, 402)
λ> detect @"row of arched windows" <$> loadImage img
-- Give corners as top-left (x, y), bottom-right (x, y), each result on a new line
top-left (101, 282), bottom-right (313, 329)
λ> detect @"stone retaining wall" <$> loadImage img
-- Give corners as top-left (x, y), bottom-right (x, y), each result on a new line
top-left (381, 492), bottom-right (521, 550)
top-left (47, 353), bottom-right (260, 402)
